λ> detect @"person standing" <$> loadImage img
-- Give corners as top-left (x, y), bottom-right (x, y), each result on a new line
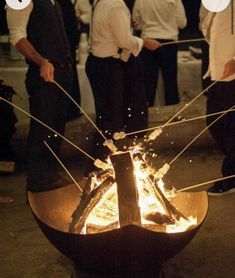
top-left (132, 0), bottom-right (187, 106)
top-left (202, 3), bottom-right (235, 196)
top-left (6, 0), bottom-right (73, 192)
top-left (57, 0), bottom-right (82, 120)
top-left (85, 0), bottom-right (160, 173)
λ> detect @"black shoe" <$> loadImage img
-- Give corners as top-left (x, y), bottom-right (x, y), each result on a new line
top-left (207, 180), bottom-right (235, 196)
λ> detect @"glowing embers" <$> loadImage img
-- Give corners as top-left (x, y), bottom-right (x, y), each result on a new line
top-left (70, 149), bottom-right (197, 235)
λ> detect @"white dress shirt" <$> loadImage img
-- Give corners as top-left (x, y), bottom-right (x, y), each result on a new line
top-left (75, 0), bottom-right (91, 24)
top-left (202, 4), bottom-right (235, 81)
top-left (6, 0), bottom-right (55, 46)
top-left (90, 0), bottom-right (143, 58)
top-left (132, 0), bottom-right (187, 41)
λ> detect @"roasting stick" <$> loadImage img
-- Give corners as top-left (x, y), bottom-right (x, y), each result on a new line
top-left (125, 80), bottom-right (218, 138)
top-left (161, 38), bottom-right (205, 46)
top-left (179, 174), bottom-right (235, 192)
top-left (44, 141), bottom-right (83, 192)
top-left (169, 105), bottom-right (235, 165)
top-left (125, 108), bottom-right (235, 137)
top-left (0, 97), bottom-right (95, 162)
top-left (53, 80), bottom-right (107, 141)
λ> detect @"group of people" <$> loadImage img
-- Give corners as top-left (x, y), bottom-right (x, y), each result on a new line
top-left (1, 0), bottom-right (235, 203)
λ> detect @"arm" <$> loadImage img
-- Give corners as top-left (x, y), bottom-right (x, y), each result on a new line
top-left (223, 59), bottom-right (235, 79)
top-left (175, 0), bottom-right (187, 29)
top-left (132, 0), bottom-right (142, 30)
top-left (108, 5), bottom-right (160, 56)
top-left (6, 4), bottom-right (54, 82)
top-left (75, 0), bottom-right (92, 24)
top-left (15, 38), bottom-right (54, 82)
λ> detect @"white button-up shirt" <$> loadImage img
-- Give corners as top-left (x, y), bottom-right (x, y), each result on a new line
top-left (202, 4), bottom-right (235, 81)
top-left (132, 0), bottom-right (187, 41)
top-left (90, 0), bottom-right (143, 58)
top-left (6, 0), bottom-right (55, 46)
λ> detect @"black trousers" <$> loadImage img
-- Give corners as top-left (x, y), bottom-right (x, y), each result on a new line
top-left (85, 54), bottom-right (148, 170)
top-left (67, 50), bottom-right (81, 120)
top-left (25, 63), bottom-right (73, 191)
top-left (141, 39), bottom-right (179, 106)
top-left (206, 80), bottom-right (235, 184)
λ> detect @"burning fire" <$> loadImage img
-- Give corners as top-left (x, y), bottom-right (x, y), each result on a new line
top-left (72, 145), bottom-right (197, 235)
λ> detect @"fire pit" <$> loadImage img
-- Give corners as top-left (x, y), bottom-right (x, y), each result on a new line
top-left (28, 151), bottom-right (208, 275)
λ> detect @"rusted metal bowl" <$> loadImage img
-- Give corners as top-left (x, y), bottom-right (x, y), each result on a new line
top-left (28, 184), bottom-right (208, 274)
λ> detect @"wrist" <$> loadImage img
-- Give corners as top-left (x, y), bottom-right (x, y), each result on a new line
top-left (39, 58), bottom-right (49, 67)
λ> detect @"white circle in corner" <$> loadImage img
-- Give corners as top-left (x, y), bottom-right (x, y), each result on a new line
top-left (6, 0), bottom-right (31, 10)
top-left (202, 0), bottom-right (231, 12)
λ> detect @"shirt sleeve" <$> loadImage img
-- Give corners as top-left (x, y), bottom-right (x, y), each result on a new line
top-left (108, 5), bottom-right (143, 57)
top-left (5, 2), bottom-right (33, 46)
top-left (75, 0), bottom-right (91, 24)
top-left (132, 0), bottom-right (142, 30)
top-left (175, 0), bottom-right (187, 29)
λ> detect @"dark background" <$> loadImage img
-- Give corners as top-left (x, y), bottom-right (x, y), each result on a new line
top-left (0, 0), bottom-right (202, 36)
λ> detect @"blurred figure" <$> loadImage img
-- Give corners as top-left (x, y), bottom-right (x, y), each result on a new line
top-left (75, 0), bottom-right (92, 36)
top-left (6, 0), bottom-right (73, 192)
top-left (133, 0), bottom-right (187, 106)
top-left (199, 3), bottom-right (211, 89)
top-left (202, 3), bottom-right (235, 196)
top-left (57, 0), bottom-right (81, 120)
top-left (85, 0), bottom-right (160, 174)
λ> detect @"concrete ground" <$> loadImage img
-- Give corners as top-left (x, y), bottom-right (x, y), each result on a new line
top-left (1, 105), bottom-right (235, 277)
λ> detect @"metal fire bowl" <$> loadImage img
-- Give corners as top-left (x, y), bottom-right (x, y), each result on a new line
top-left (28, 184), bottom-right (208, 274)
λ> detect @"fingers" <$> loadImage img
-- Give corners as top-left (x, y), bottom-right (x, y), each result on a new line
top-left (40, 61), bottom-right (54, 82)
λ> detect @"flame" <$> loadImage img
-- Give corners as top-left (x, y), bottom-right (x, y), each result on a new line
top-left (83, 146), bottom-right (197, 234)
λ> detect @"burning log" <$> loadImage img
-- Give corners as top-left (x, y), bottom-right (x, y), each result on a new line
top-left (69, 175), bottom-right (115, 233)
top-left (86, 221), bottom-right (118, 234)
top-left (110, 152), bottom-right (141, 227)
top-left (153, 179), bottom-right (187, 221)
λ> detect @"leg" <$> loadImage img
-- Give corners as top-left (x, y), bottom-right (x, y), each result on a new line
top-left (141, 48), bottom-right (159, 107)
top-left (25, 65), bottom-right (73, 191)
top-left (85, 55), bottom-right (125, 173)
top-left (160, 44), bottom-right (179, 105)
top-left (207, 81), bottom-right (235, 195)
top-left (67, 50), bottom-right (81, 121)
top-left (123, 55), bottom-right (148, 135)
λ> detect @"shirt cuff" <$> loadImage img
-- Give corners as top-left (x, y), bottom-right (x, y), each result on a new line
top-left (132, 37), bottom-right (143, 57)
top-left (9, 31), bottom-right (27, 46)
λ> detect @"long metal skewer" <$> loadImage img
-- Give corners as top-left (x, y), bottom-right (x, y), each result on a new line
top-left (53, 80), bottom-right (107, 141)
top-left (124, 81), bottom-right (218, 138)
top-left (125, 108), bottom-right (235, 137)
top-left (44, 141), bottom-right (83, 192)
top-left (179, 174), bottom-right (235, 192)
top-left (169, 105), bottom-right (235, 165)
top-left (161, 38), bottom-right (205, 46)
top-left (0, 97), bottom-right (95, 161)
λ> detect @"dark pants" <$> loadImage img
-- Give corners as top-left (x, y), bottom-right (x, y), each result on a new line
top-left (67, 50), bottom-right (81, 120)
top-left (85, 54), bottom-right (148, 171)
top-left (25, 63), bottom-right (73, 191)
top-left (206, 80), bottom-right (235, 184)
top-left (201, 40), bottom-right (213, 90)
top-left (141, 39), bottom-right (179, 106)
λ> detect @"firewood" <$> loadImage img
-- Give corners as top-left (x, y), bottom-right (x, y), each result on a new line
top-left (110, 152), bottom-right (142, 227)
top-left (144, 212), bottom-right (174, 225)
top-left (86, 221), bottom-right (118, 234)
top-left (70, 176), bottom-right (115, 233)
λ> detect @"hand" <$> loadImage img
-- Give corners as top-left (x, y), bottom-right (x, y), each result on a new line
top-left (40, 59), bottom-right (54, 82)
top-left (222, 59), bottom-right (235, 79)
top-left (143, 38), bottom-right (161, 51)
